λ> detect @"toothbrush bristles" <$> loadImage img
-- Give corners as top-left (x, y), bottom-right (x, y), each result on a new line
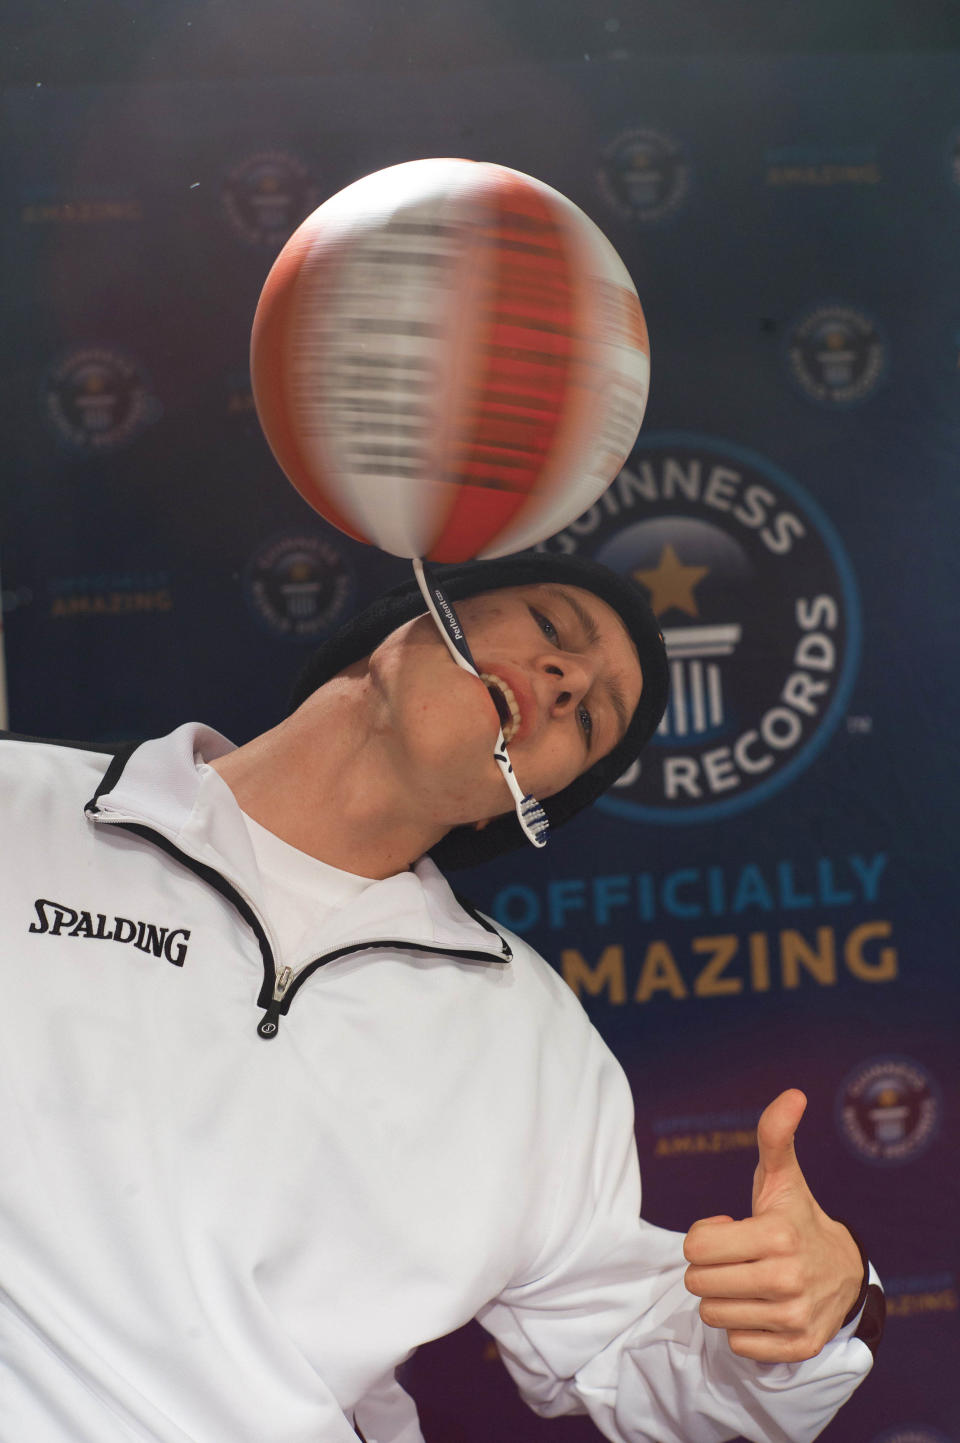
top-left (518, 795), bottom-right (549, 847)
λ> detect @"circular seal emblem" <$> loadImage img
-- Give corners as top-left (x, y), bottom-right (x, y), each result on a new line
top-left (947, 128), bottom-right (960, 189)
top-left (786, 304), bottom-right (887, 406)
top-left (536, 433), bottom-right (860, 824)
top-left (597, 128), bottom-right (691, 225)
top-left (43, 347), bottom-right (161, 452)
top-left (873, 1428), bottom-right (953, 1443)
top-left (837, 1057), bottom-right (942, 1166)
top-left (243, 534), bottom-right (354, 640)
top-left (222, 150), bottom-right (320, 248)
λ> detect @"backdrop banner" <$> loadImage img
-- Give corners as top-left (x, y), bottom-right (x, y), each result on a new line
top-left (2, 50), bottom-right (958, 1442)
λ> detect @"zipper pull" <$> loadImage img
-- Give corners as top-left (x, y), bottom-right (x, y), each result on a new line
top-left (257, 966), bottom-right (293, 1039)
top-left (257, 1003), bottom-right (282, 1039)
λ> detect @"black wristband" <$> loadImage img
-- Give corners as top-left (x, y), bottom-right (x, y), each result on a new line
top-left (834, 1219), bottom-right (885, 1358)
top-left (837, 1220), bottom-right (870, 1328)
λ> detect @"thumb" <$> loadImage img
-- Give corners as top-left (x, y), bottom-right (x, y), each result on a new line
top-left (753, 1088), bottom-right (807, 1211)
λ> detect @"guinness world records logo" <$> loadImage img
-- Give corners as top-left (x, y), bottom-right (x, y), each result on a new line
top-left (43, 347), bottom-right (160, 452)
top-left (785, 303), bottom-right (887, 406)
top-left (536, 434), bottom-right (860, 824)
top-left (243, 533), bottom-right (354, 639)
top-left (222, 150), bottom-right (320, 248)
top-left (837, 1057), bottom-right (942, 1166)
top-left (872, 1428), bottom-right (953, 1443)
top-left (597, 128), bottom-right (691, 225)
top-left (946, 127), bottom-right (960, 189)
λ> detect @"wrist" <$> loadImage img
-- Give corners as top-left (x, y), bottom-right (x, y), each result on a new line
top-left (835, 1220), bottom-right (870, 1327)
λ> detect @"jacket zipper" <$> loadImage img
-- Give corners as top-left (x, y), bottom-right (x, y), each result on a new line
top-left (257, 965), bottom-right (293, 1040)
top-left (256, 928), bottom-right (513, 1040)
top-left (87, 812), bottom-right (511, 1040)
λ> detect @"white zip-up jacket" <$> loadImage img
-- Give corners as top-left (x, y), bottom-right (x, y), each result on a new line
top-left (0, 725), bottom-right (880, 1443)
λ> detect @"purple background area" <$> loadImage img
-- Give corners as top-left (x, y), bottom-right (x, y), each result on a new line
top-left (2, 36), bottom-right (958, 1443)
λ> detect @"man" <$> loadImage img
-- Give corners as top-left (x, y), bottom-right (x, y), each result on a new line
top-left (0, 553), bottom-right (881, 1443)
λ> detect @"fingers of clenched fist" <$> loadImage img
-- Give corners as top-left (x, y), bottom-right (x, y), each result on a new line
top-left (683, 1212), bottom-right (856, 1362)
top-left (682, 1090), bottom-right (865, 1363)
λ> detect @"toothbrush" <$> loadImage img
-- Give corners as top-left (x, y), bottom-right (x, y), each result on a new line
top-left (412, 558), bottom-right (549, 849)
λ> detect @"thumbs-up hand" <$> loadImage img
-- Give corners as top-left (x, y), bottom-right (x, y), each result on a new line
top-left (682, 1090), bottom-right (864, 1363)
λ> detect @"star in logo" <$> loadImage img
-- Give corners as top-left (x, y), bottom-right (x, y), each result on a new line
top-left (633, 543), bottom-right (709, 617)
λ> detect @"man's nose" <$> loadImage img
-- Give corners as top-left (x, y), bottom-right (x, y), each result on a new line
top-left (540, 654), bottom-right (592, 713)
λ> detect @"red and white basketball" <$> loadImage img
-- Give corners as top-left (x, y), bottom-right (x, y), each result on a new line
top-left (251, 158), bottom-right (650, 561)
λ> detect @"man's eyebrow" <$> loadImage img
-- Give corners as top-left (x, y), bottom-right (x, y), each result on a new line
top-left (545, 587), bottom-right (632, 740)
top-left (545, 587), bottom-right (600, 646)
top-left (604, 674), bottom-right (631, 742)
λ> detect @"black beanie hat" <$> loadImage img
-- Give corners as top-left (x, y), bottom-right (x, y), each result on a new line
top-left (289, 553), bottom-right (669, 870)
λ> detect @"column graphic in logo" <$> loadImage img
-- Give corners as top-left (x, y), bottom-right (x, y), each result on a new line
top-left (786, 304), bottom-right (887, 406)
top-left (535, 434), bottom-right (860, 824)
top-left (597, 128), bottom-right (691, 225)
top-left (659, 621), bottom-right (742, 741)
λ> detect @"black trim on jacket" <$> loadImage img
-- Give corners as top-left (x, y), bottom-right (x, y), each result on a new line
top-left (83, 740), bottom-right (512, 1041)
top-left (0, 731), bottom-right (128, 755)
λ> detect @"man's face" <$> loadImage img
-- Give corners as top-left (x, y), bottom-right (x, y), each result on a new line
top-left (366, 583), bottom-right (643, 828)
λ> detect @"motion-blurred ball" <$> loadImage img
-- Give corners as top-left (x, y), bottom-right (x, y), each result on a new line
top-left (251, 158), bottom-right (650, 561)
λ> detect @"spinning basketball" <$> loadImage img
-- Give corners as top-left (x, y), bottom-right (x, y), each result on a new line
top-left (251, 157), bottom-right (650, 562)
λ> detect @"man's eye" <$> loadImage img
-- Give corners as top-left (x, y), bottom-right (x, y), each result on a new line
top-left (530, 607), bottom-right (559, 645)
top-left (577, 704), bottom-right (593, 743)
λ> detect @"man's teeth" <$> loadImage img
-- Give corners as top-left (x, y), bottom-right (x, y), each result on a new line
top-left (480, 673), bottom-right (521, 744)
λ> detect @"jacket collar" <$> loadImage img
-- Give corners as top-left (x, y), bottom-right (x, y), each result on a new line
top-left (86, 723), bottom-right (510, 963)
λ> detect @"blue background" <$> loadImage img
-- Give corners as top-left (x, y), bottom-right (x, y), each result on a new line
top-left (2, 22), bottom-right (957, 1442)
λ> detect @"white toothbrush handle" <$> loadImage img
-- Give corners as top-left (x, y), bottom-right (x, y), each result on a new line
top-left (412, 558), bottom-right (549, 849)
top-left (413, 558), bottom-right (480, 676)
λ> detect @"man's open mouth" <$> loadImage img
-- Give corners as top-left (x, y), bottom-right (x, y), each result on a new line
top-left (480, 673), bottom-right (521, 745)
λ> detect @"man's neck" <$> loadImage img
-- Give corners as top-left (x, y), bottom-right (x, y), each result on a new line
top-left (210, 679), bottom-right (448, 879)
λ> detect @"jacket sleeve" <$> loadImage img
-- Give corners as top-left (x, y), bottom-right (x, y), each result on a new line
top-left (475, 1035), bottom-right (879, 1443)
